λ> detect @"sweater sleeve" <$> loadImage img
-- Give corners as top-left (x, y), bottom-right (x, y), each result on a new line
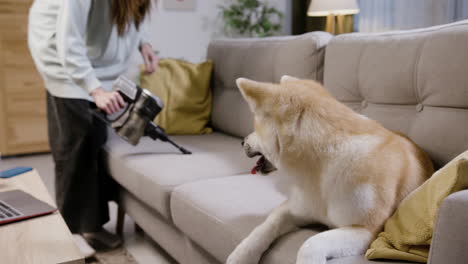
top-left (138, 22), bottom-right (151, 50)
top-left (56, 0), bottom-right (101, 94)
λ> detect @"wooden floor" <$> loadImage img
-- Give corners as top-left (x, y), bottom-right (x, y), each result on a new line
top-left (0, 154), bottom-right (175, 264)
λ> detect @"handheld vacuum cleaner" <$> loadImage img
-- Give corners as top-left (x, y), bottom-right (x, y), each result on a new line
top-left (92, 76), bottom-right (191, 155)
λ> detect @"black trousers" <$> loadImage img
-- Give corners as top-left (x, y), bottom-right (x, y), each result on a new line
top-left (46, 92), bottom-right (117, 233)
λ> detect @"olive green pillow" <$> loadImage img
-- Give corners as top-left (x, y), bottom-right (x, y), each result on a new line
top-left (366, 150), bottom-right (468, 263)
top-left (140, 58), bottom-right (213, 135)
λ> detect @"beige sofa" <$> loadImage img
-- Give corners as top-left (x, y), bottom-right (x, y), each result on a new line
top-left (105, 20), bottom-right (468, 264)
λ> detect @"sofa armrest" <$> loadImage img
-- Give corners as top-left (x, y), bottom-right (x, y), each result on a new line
top-left (429, 190), bottom-right (468, 264)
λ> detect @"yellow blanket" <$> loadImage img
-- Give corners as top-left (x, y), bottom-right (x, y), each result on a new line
top-left (366, 150), bottom-right (468, 263)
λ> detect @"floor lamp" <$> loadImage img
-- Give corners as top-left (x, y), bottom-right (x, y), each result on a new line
top-left (307, 0), bottom-right (360, 35)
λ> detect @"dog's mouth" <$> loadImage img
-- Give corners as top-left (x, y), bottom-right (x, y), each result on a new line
top-left (251, 155), bottom-right (277, 175)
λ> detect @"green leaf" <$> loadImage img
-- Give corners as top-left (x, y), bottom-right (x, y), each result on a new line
top-left (218, 0), bottom-right (283, 37)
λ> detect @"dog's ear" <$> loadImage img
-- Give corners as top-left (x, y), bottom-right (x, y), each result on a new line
top-left (236, 78), bottom-right (276, 112)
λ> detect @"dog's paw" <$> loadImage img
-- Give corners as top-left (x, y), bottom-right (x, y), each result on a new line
top-left (296, 255), bottom-right (326, 264)
top-left (296, 254), bottom-right (326, 264)
top-left (295, 244), bottom-right (326, 264)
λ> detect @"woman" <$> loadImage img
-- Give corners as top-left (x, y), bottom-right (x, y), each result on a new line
top-left (28, 0), bottom-right (158, 255)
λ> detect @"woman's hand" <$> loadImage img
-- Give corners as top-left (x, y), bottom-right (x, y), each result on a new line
top-left (140, 43), bottom-right (158, 74)
top-left (91, 88), bottom-right (126, 115)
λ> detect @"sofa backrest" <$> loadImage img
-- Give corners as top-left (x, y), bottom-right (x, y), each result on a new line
top-left (207, 32), bottom-right (332, 138)
top-left (324, 20), bottom-right (468, 168)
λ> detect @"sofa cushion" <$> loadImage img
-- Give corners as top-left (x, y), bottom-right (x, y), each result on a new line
top-left (207, 32), bottom-right (332, 138)
top-left (171, 174), bottom-right (413, 264)
top-left (105, 131), bottom-right (252, 219)
top-left (324, 20), bottom-right (468, 168)
top-left (171, 174), bottom-right (286, 262)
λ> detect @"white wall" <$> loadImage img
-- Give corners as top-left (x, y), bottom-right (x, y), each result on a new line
top-left (127, 0), bottom-right (291, 81)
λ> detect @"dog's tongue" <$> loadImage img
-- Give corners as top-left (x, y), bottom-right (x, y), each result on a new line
top-left (251, 166), bottom-right (257, 174)
top-left (251, 156), bottom-right (265, 175)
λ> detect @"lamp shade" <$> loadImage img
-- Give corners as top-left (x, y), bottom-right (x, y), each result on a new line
top-left (308, 0), bottom-right (360, 16)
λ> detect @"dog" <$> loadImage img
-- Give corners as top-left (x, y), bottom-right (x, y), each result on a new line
top-left (226, 76), bottom-right (434, 264)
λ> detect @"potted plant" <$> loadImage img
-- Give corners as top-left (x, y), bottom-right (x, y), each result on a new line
top-left (219, 0), bottom-right (283, 38)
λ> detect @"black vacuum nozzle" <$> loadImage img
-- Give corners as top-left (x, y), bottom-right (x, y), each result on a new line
top-left (145, 122), bottom-right (192, 155)
top-left (167, 139), bottom-right (192, 155)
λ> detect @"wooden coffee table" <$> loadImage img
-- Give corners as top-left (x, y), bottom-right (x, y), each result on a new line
top-left (0, 169), bottom-right (84, 264)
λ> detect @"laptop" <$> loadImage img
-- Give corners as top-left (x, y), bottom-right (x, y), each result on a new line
top-left (0, 190), bottom-right (57, 225)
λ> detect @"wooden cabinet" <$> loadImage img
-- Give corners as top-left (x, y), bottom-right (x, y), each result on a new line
top-left (0, 0), bottom-right (49, 156)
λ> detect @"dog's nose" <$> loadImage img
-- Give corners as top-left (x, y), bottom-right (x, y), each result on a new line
top-left (241, 140), bottom-right (244, 146)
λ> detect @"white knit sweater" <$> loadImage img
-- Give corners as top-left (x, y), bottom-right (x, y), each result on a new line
top-left (28, 0), bottom-right (149, 101)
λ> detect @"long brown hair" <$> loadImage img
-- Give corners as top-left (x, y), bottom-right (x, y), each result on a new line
top-left (111, 0), bottom-right (152, 36)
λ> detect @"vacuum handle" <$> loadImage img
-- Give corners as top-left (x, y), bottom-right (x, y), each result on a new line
top-left (89, 103), bottom-right (111, 125)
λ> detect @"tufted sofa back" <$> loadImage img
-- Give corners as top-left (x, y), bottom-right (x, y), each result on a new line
top-left (207, 32), bottom-right (332, 138)
top-left (324, 20), bottom-right (468, 168)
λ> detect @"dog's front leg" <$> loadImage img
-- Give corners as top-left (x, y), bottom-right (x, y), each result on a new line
top-left (296, 226), bottom-right (374, 264)
top-left (226, 202), bottom-right (298, 264)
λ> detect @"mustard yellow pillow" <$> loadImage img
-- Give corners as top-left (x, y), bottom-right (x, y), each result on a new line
top-left (140, 58), bottom-right (213, 135)
top-left (366, 150), bottom-right (468, 263)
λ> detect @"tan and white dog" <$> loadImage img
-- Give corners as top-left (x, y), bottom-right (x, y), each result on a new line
top-left (227, 76), bottom-right (434, 264)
